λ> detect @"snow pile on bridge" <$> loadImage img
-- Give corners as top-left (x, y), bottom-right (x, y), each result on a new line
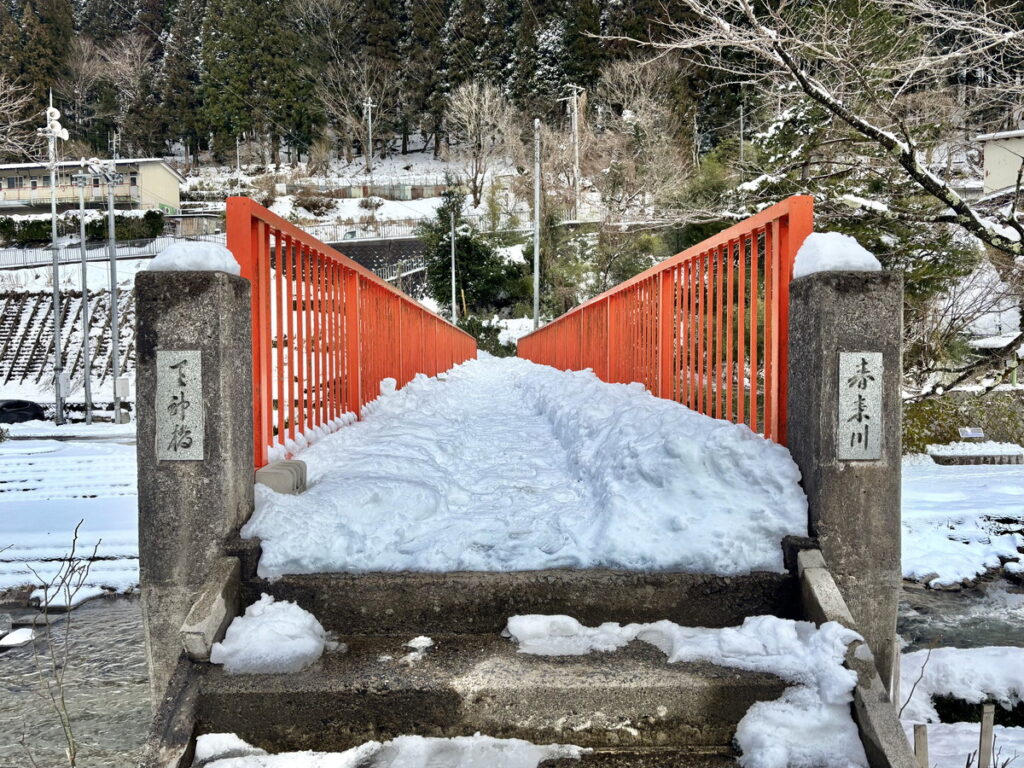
top-left (505, 614), bottom-right (866, 768)
top-left (243, 356), bottom-right (807, 577)
top-left (210, 594), bottom-right (328, 674)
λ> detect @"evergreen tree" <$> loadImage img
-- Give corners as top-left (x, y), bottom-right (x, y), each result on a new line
top-left (421, 189), bottom-right (529, 316)
top-left (399, 0), bottom-right (446, 152)
top-left (157, 0), bottom-right (205, 153)
top-left (0, 4), bottom-right (23, 82)
top-left (200, 0), bottom-right (319, 161)
top-left (19, 0), bottom-right (73, 115)
top-left (478, 0), bottom-right (518, 86)
top-left (78, 0), bottom-right (135, 45)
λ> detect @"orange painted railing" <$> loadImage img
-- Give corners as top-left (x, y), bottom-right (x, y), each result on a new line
top-left (517, 196), bottom-right (813, 445)
top-left (227, 197), bottom-right (477, 468)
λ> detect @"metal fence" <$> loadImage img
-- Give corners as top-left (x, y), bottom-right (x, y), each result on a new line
top-left (226, 197), bottom-right (477, 468)
top-left (516, 196), bottom-right (814, 445)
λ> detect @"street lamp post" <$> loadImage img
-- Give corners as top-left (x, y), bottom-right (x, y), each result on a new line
top-left (37, 93), bottom-right (70, 424)
top-left (71, 167), bottom-right (94, 424)
top-left (90, 159), bottom-right (124, 424)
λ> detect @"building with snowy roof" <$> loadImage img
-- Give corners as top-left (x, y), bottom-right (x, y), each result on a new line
top-left (976, 128), bottom-right (1024, 195)
top-left (0, 158), bottom-right (184, 214)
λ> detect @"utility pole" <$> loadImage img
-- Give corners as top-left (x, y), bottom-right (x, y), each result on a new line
top-left (450, 210), bottom-right (457, 324)
top-left (38, 93), bottom-right (69, 424)
top-left (739, 100), bottom-right (745, 168)
top-left (363, 97), bottom-right (376, 176)
top-left (559, 86), bottom-right (583, 219)
top-left (570, 86), bottom-right (581, 219)
top-left (72, 166), bottom-right (94, 424)
top-left (93, 159), bottom-right (125, 424)
top-left (533, 118), bottom-right (541, 331)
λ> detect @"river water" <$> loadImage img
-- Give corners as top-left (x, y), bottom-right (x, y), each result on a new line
top-left (0, 580), bottom-right (1020, 767)
top-left (0, 596), bottom-right (148, 768)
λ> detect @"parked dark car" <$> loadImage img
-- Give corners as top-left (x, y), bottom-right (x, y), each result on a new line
top-left (0, 399), bottom-right (45, 424)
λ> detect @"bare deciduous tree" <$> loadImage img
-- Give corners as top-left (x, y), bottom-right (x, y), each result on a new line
top-left (0, 76), bottom-right (38, 160)
top-left (446, 81), bottom-right (516, 208)
top-left (617, 0), bottom-right (1024, 390)
top-left (315, 57), bottom-right (399, 171)
top-left (56, 38), bottom-right (105, 136)
top-left (623, 0), bottom-right (1024, 254)
top-left (101, 33), bottom-right (156, 132)
top-left (588, 57), bottom-right (691, 219)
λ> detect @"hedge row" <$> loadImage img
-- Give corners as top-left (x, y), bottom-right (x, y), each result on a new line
top-left (0, 210), bottom-right (164, 246)
top-left (903, 390), bottom-right (1024, 453)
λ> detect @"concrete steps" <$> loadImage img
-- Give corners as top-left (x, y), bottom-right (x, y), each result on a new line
top-left (242, 568), bottom-right (799, 635)
top-left (195, 632), bottom-right (787, 754)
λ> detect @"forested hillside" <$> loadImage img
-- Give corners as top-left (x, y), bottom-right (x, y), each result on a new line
top-left (0, 0), bottom-right (710, 161)
top-left (2, 0), bottom-right (1023, 395)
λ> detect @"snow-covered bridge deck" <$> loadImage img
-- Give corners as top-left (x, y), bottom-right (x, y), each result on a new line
top-left (245, 355), bottom-right (808, 578)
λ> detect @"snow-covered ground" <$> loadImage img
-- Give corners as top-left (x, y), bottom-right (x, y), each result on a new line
top-left (0, 438), bottom-right (138, 591)
top-left (243, 355), bottom-right (807, 577)
top-left (900, 646), bottom-right (1024, 767)
top-left (902, 456), bottom-right (1024, 586)
top-left (3, 420), bottom-right (136, 439)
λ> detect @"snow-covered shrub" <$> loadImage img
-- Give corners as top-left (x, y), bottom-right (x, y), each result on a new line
top-left (294, 186), bottom-right (336, 216)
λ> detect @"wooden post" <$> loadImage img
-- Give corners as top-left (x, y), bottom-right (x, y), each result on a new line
top-left (979, 703), bottom-right (995, 768)
top-left (891, 638), bottom-right (901, 706)
top-left (913, 724), bottom-right (929, 768)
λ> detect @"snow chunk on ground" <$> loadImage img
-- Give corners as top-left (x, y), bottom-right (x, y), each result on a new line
top-left (505, 614), bottom-right (865, 768)
top-left (194, 733), bottom-right (587, 768)
top-left (902, 459), bottom-right (1024, 585)
top-left (900, 646), bottom-right (1024, 723)
top-left (401, 635), bottom-right (433, 664)
top-left (148, 242), bottom-right (240, 275)
top-left (243, 356), bottom-right (807, 577)
top-left (927, 441), bottom-right (1024, 457)
top-left (210, 594), bottom-right (326, 674)
top-left (0, 628), bottom-right (35, 648)
top-left (194, 733), bottom-right (267, 765)
top-left (792, 232), bottom-right (882, 279)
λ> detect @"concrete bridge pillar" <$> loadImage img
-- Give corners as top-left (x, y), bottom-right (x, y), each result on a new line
top-left (786, 271), bottom-right (903, 689)
top-left (135, 270), bottom-right (253, 703)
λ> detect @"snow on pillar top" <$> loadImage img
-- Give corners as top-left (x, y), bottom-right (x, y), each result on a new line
top-left (148, 241), bottom-right (241, 275)
top-left (792, 231), bottom-right (882, 279)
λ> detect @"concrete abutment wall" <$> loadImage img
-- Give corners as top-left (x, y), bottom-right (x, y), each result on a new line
top-left (786, 270), bottom-right (904, 688)
top-left (136, 270), bottom-right (253, 703)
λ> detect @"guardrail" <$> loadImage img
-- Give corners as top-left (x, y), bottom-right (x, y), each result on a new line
top-left (226, 197), bottom-right (477, 468)
top-left (0, 233), bottom-right (227, 270)
top-left (517, 196), bottom-right (814, 445)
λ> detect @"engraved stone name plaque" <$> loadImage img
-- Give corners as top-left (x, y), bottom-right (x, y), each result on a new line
top-left (156, 350), bottom-right (204, 461)
top-left (837, 351), bottom-right (883, 461)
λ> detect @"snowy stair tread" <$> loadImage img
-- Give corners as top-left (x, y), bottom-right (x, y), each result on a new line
top-left (196, 632), bottom-right (787, 751)
top-left (241, 567), bottom-right (798, 636)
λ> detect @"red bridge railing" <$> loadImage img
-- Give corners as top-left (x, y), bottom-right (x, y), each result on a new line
top-left (517, 196), bottom-right (813, 445)
top-left (227, 197), bottom-right (477, 468)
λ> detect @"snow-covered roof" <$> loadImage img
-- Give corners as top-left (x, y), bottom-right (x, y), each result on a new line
top-left (0, 158), bottom-right (185, 182)
top-left (975, 128), bottom-right (1024, 142)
